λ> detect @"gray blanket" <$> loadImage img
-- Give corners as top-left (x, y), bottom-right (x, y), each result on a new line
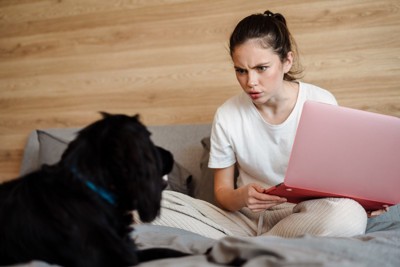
top-left (208, 223), bottom-right (400, 266)
top-left (134, 221), bottom-right (400, 267)
top-left (7, 217), bottom-right (400, 267)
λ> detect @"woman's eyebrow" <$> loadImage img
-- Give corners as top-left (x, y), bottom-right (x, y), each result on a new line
top-left (251, 62), bottom-right (270, 68)
top-left (234, 62), bottom-right (270, 69)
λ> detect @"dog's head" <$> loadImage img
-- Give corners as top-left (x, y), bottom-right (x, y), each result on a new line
top-left (60, 113), bottom-right (173, 222)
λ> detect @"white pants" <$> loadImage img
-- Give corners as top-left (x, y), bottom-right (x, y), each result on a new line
top-left (134, 191), bottom-right (367, 239)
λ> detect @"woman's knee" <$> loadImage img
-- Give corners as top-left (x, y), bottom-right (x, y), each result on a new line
top-left (265, 198), bottom-right (367, 238)
top-left (293, 198), bottom-right (368, 237)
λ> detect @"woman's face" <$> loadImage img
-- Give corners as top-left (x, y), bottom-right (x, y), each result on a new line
top-left (231, 39), bottom-right (292, 106)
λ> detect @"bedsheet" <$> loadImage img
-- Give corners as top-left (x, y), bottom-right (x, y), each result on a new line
top-left (7, 220), bottom-right (400, 267)
top-left (137, 221), bottom-right (400, 267)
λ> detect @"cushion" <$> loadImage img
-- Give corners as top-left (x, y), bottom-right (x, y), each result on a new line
top-left (165, 162), bottom-right (193, 195)
top-left (38, 130), bottom-right (74, 166)
top-left (196, 136), bottom-right (240, 205)
top-left (194, 136), bottom-right (217, 205)
top-left (146, 124), bottom-right (212, 187)
top-left (19, 128), bottom-right (80, 175)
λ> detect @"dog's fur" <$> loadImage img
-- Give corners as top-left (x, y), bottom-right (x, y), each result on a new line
top-left (0, 113), bottom-right (188, 267)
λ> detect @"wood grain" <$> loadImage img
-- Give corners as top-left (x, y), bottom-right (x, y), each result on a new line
top-left (1, 0), bottom-right (399, 182)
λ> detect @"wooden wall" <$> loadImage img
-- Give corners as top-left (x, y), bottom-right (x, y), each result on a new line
top-left (1, 0), bottom-right (399, 182)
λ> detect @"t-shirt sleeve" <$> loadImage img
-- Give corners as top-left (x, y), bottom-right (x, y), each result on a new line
top-left (208, 111), bottom-right (236, 169)
top-left (317, 86), bottom-right (337, 105)
top-left (305, 83), bottom-right (338, 106)
top-left (323, 90), bottom-right (338, 106)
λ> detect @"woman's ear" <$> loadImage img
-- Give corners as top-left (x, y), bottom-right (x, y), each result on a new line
top-left (283, 51), bottom-right (294, 73)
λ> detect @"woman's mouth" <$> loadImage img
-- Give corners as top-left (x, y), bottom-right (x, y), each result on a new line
top-left (249, 91), bottom-right (263, 99)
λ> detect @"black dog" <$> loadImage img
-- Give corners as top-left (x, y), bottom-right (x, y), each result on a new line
top-left (0, 113), bottom-right (188, 267)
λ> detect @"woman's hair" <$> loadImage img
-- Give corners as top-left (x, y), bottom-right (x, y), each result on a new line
top-left (229, 10), bottom-right (303, 81)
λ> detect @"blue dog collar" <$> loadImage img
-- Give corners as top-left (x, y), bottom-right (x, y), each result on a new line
top-left (84, 180), bottom-right (116, 206)
top-left (71, 166), bottom-right (116, 205)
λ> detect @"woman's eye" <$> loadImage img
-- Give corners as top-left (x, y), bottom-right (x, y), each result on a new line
top-left (257, 66), bottom-right (268, 72)
top-left (235, 68), bottom-right (246, 75)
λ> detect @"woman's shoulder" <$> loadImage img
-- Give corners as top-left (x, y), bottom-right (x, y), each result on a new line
top-left (216, 92), bottom-right (249, 114)
top-left (213, 92), bottom-right (255, 128)
top-left (299, 82), bottom-right (337, 105)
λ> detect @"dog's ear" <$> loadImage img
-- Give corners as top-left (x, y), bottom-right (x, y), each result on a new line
top-left (138, 147), bottom-right (174, 222)
top-left (156, 146), bottom-right (174, 175)
top-left (131, 114), bottom-right (140, 121)
top-left (99, 111), bottom-right (137, 119)
top-left (100, 111), bottom-right (112, 118)
top-left (123, 139), bottom-right (165, 222)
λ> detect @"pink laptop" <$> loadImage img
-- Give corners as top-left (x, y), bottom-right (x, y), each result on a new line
top-left (264, 100), bottom-right (400, 211)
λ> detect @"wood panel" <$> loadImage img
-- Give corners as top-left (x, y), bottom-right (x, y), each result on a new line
top-left (0, 0), bottom-right (399, 182)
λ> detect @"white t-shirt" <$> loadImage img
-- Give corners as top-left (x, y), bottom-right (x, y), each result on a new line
top-left (208, 82), bottom-right (337, 188)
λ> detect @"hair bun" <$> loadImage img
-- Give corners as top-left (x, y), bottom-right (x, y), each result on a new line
top-left (263, 10), bottom-right (287, 26)
top-left (263, 10), bottom-right (274, 17)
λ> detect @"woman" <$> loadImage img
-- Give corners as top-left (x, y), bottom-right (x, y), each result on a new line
top-left (208, 10), bottom-right (387, 237)
top-left (139, 10), bottom-right (387, 239)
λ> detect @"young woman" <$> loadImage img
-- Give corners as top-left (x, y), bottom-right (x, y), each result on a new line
top-left (139, 10), bottom-right (387, 239)
top-left (207, 10), bottom-right (388, 237)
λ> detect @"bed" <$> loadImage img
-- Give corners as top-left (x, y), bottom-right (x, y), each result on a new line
top-left (11, 124), bottom-right (400, 267)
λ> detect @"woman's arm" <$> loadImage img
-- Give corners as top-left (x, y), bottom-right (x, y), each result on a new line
top-left (213, 165), bottom-right (242, 211)
top-left (214, 165), bottom-right (287, 212)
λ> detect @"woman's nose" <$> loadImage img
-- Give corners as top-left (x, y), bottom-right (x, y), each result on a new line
top-left (247, 72), bottom-right (258, 89)
top-left (247, 78), bottom-right (258, 89)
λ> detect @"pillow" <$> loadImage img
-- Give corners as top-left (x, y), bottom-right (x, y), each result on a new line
top-left (195, 137), bottom-right (217, 205)
top-left (37, 130), bottom-right (74, 165)
top-left (196, 136), bottom-right (239, 205)
top-left (36, 130), bottom-right (193, 195)
top-left (165, 162), bottom-right (193, 195)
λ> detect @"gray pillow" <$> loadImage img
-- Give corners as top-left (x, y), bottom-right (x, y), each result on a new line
top-left (195, 137), bottom-right (217, 205)
top-left (196, 136), bottom-right (240, 205)
top-left (36, 130), bottom-right (193, 195)
top-left (165, 162), bottom-right (193, 195)
top-left (38, 130), bottom-right (74, 165)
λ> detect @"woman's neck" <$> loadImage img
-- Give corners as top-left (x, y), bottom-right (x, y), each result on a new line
top-left (255, 81), bottom-right (299, 125)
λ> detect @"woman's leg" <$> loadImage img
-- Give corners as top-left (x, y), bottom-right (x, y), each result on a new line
top-left (263, 198), bottom-right (368, 238)
top-left (134, 191), bottom-right (259, 239)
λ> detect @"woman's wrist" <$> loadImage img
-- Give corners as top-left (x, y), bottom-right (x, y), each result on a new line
top-left (215, 186), bottom-right (246, 212)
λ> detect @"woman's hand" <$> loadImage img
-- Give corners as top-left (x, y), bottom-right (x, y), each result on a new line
top-left (241, 183), bottom-right (287, 212)
top-left (367, 205), bottom-right (389, 218)
top-left (214, 166), bottom-right (286, 212)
